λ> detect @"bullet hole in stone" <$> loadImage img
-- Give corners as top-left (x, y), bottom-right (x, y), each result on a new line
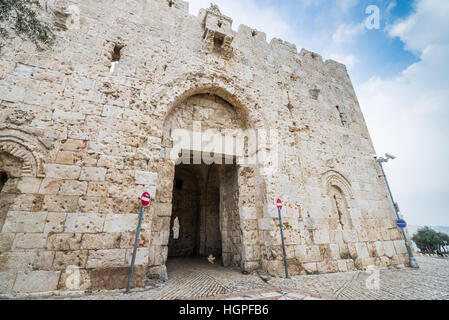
top-left (167, 0), bottom-right (173, 7)
top-left (217, 21), bottom-right (222, 28)
top-left (252, 30), bottom-right (257, 37)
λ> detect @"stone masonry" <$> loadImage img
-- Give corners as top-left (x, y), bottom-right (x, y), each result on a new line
top-left (0, 0), bottom-right (410, 294)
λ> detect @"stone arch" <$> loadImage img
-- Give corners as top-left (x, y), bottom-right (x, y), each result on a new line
top-left (321, 170), bottom-right (354, 200)
top-left (321, 170), bottom-right (354, 230)
top-left (148, 82), bottom-right (268, 278)
top-left (148, 72), bottom-right (269, 134)
top-left (0, 127), bottom-right (49, 178)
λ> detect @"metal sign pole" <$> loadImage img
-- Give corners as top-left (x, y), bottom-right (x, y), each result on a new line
top-left (277, 201), bottom-right (289, 279)
top-left (125, 204), bottom-right (145, 294)
top-left (378, 160), bottom-right (419, 269)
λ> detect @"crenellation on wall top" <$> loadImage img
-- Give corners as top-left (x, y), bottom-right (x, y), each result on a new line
top-left (270, 38), bottom-right (297, 55)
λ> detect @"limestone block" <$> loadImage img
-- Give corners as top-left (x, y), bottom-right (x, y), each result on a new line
top-left (148, 245), bottom-right (168, 266)
top-left (16, 177), bottom-right (42, 194)
top-left (239, 207), bottom-right (257, 220)
top-left (2, 212), bottom-right (47, 233)
top-left (78, 196), bottom-right (102, 213)
top-left (342, 229), bottom-right (358, 243)
top-left (337, 260), bottom-right (348, 272)
top-left (87, 182), bottom-right (110, 197)
top-left (97, 155), bottom-right (124, 169)
top-left (305, 245), bottom-right (322, 262)
top-left (44, 164), bottom-right (81, 180)
top-left (257, 218), bottom-right (273, 231)
top-left (393, 240), bottom-right (408, 255)
top-left (43, 195), bottom-right (79, 212)
top-left (383, 241), bottom-right (396, 258)
top-left (38, 178), bottom-right (63, 195)
top-left (0, 233), bottom-right (15, 253)
top-left (135, 171), bottom-right (158, 186)
top-left (44, 212), bottom-right (67, 233)
top-left (53, 250), bottom-right (88, 270)
top-left (52, 109), bottom-right (85, 122)
top-left (0, 85), bottom-right (25, 103)
top-left (79, 167), bottom-right (107, 181)
top-left (56, 151), bottom-right (75, 165)
top-left (33, 251), bottom-right (55, 270)
top-left (0, 272), bottom-right (16, 293)
top-left (64, 213), bottom-right (105, 233)
top-left (13, 233), bottom-right (48, 249)
top-left (86, 249), bottom-right (126, 268)
top-left (313, 229), bottom-right (330, 244)
top-left (61, 139), bottom-right (87, 152)
top-left (0, 251), bottom-right (37, 272)
top-left (355, 242), bottom-right (370, 259)
top-left (59, 180), bottom-right (88, 196)
top-left (102, 105), bottom-right (124, 118)
top-left (80, 233), bottom-right (120, 250)
top-left (155, 203), bottom-right (172, 217)
top-left (103, 214), bottom-right (138, 233)
top-left (47, 233), bottom-right (82, 251)
top-left (125, 248), bottom-right (149, 265)
top-left (13, 271), bottom-right (61, 293)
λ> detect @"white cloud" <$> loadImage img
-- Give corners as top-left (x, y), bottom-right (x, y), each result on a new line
top-left (389, 0), bottom-right (449, 52)
top-left (357, 0), bottom-right (449, 225)
top-left (328, 53), bottom-right (359, 68)
top-left (332, 23), bottom-right (365, 45)
top-left (336, 0), bottom-right (360, 11)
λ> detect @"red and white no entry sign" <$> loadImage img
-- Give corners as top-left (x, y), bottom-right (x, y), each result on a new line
top-left (141, 192), bottom-right (151, 207)
top-left (276, 199), bottom-right (282, 210)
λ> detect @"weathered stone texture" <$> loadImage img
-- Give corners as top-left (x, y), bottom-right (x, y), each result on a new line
top-left (0, 0), bottom-right (411, 294)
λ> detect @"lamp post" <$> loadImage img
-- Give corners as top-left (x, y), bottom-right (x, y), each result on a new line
top-left (375, 154), bottom-right (419, 268)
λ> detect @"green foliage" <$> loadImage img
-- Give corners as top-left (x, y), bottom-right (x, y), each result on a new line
top-left (412, 226), bottom-right (449, 253)
top-left (0, 0), bottom-right (55, 54)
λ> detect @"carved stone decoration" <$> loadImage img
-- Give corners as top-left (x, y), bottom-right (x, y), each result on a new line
top-left (203, 4), bottom-right (234, 59)
top-left (7, 110), bottom-right (34, 125)
top-left (321, 170), bottom-right (354, 199)
top-left (0, 128), bottom-right (49, 177)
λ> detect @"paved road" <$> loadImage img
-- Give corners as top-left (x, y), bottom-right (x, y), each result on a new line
top-left (27, 256), bottom-right (449, 300)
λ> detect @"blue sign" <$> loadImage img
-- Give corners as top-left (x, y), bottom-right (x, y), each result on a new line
top-left (396, 219), bottom-right (407, 228)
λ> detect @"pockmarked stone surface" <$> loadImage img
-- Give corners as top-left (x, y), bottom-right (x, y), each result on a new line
top-left (0, 0), bottom-right (413, 294)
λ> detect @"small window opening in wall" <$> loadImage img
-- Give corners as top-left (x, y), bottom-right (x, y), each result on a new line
top-left (251, 30), bottom-right (257, 37)
top-left (214, 36), bottom-right (224, 49)
top-left (336, 106), bottom-right (346, 126)
top-left (111, 44), bottom-right (123, 62)
top-left (0, 172), bottom-right (8, 193)
top-left (110, 44), bottom-right (124, 73)
top-left (168, 0), bottom-right (174, 7)
top-left (217, 21), bottom-right (222, 28)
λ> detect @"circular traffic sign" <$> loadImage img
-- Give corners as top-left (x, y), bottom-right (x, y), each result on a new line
top-left (141, 192), bottom-right (151, 207)
top-left (276, 199), bottom-right (282, 210)
top-left (396, 219), bottom-right (407, 229)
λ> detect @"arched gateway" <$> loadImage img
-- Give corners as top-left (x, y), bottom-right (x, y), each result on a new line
top-left (147, 92), bottom-right (268, 279)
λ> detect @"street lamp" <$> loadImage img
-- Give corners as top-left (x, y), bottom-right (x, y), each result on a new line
top-left (375, 154), bottom-right (419, 269)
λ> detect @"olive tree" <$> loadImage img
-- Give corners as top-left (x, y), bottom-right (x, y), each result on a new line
top-left (0, 0), bottom-right (54, 54)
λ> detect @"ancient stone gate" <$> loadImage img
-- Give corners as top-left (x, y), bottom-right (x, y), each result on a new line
top-left (0, 0), bottom-right (410, 295)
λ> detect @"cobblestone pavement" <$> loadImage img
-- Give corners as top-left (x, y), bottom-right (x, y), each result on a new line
top-left (32, 256), bottom-right (449, 300)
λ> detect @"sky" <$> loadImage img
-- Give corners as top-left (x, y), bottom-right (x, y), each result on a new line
top-left (187, 0), bottom-right (449, 226)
